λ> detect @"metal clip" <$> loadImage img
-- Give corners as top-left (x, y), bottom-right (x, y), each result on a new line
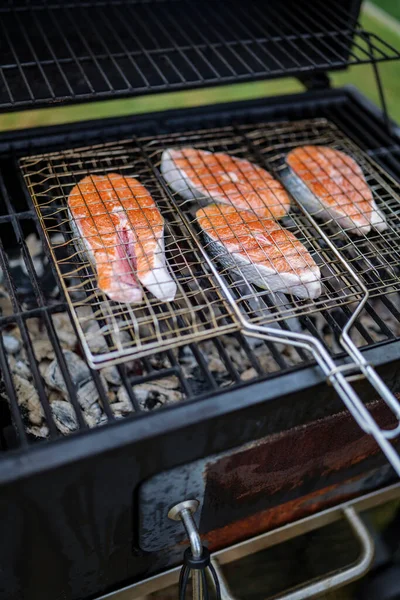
top-left (327, 362), bottom-right (369, 385)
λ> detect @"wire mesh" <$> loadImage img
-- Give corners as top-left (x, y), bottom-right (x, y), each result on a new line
top-left (19, 142), bottom-right (239, 368)
top-left (151, 118), bottom-right (400, 320)
top-left (0, 0), bottom-right (399, 109)
top-left (19, 116), bottom-right (400, 369)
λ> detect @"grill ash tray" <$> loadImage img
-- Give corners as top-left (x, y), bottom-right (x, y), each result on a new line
top-left (19, 118), bottom-right (400, 370)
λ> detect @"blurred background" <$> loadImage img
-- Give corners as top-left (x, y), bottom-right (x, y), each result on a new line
top-left (0, 0), bottom-right (399, 132)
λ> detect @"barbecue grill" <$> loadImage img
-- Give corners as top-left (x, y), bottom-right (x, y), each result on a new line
top-left (1, 1), bottom-right (400, 599)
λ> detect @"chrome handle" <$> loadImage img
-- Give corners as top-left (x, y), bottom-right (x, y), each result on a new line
top-left (211, 506), bottom-right (374, 600)
top-left (169, 500), bottom-right (221, 600)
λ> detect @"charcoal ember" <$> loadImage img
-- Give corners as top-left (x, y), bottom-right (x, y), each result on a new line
top-left (2, 334), bottom-right (21, 354)
top-left (84, 321), bottom-right (110, 354)
top-left (257, 346), bottom-right (286, 371)
top-left (132, 380), bottom-right (182, 411)
top-left (152, 375), bottom-right (180, 390)
top-left (0, 289), bottom-right (13, 317)
top-left (51, 400), bottom-right (78, 434)
top-left (112, 388), bottom-right (135, 417)
top-left (244, 335), bottom-right (265, 349)
top-left (25, 234), bottom-right (45, 277)
top-left (77, 379), bottom-right (101, 411)
top-left (101, 366), bottom-right (121, 386)
top-left (84, 319), bottom-right (133, 355)
top-left (9, 357), bottom-right (31, 380)
top-left (39, 360), bottom-right (51, 379)
top-left (240, 367), bottom-right (258, 381)
top-left (107, 389), bottom-right (117, 403)
top-left (116, 386), bottom-right (135, 413)
top-left (148, 353), bottom-right (171, 370)
top-left (179, 345), bottom-right (198, 378)
top-left (49, 390), bottom-right (63, 403)
top-left (33, 339), bottom-right (55, 361)
top-left (225, 345), bottom-right (245, 366)
top-left (51, 313), bottom-right (77, 349)
top-left (25, 318), bottom-right (41, 338)
top-left (8, 261), bottom-right (35, 302)
top-left (8, 253), bottom-right (58, 306)
top-left (84, 402), bottom-right (103, 427)
top-left (45, 350), bottom-right (90, 395)
top-left (208, 356), bottom-right (226, 374)
top-left (26, 424), bottom-right (49, 439)
top-left (13, 374), bottom-right (44, 425)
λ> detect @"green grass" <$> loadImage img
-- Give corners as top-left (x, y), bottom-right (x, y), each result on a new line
top-left (0, 8), bottom-right (398, 131)
top-left (371, 0), bottom-right (400, 21)
top-left (333, 11), bottom-right (400, 122)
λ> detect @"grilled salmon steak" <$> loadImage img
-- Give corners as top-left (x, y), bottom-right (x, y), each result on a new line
top-left (196, 204), bottom-right (321, 299)
top-left (284, 145), bottom-right (387, 235)
top-left (68, 173), bottom-right (177, 303)
top-left (161, 147), bottom-right (291, 219)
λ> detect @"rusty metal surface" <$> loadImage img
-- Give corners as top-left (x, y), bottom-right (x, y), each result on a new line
top-left (202, 401), bottom-right (397, 543)
top-left (139, 401), bottom-right (396, 552)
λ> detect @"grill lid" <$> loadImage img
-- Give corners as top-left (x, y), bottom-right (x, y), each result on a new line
top-left (1, 0), bottom-right (399, 111)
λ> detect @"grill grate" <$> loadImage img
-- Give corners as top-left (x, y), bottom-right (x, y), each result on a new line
top-left (0, 0), bottom-right (399, 109)
top-left (19, 117), bottom-right (400, 368)
top-left (1, 98), bottom-right (400, 449)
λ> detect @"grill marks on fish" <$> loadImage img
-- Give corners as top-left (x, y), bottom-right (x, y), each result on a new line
top-left (68, 173), bottom-right (177, 303)
top-left (197, 204), bottom-right (322, 299)
top-left (285, 145), bottom-right (387, 236)
top-left (161, 147), bottom-right (291, 219)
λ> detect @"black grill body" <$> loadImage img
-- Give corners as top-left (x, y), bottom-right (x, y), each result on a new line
top-left (0, 87), bottom-right (399, 600)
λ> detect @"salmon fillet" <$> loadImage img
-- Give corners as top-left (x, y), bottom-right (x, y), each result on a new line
top-left (161, 147), bottom-right (291, 219)
top-left (285, 145), bottom-right (387, 235)
top-left (197, 204), bottom-right (321, 299)
top-left (68, 173), bottom-right (177, 303)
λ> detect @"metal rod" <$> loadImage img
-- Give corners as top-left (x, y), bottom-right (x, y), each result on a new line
top-left (169, 501), bottom-right (203, 600)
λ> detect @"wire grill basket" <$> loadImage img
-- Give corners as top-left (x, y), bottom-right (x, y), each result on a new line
top-left (19, 117), bottom-right (400, 368)
top-left (19, 141), bottom-right (239, 368)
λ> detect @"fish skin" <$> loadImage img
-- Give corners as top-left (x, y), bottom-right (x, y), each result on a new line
top-left (68, 173), bottom-right (177, 304)
top-left (196, 204), bottom-right (322, 299)
top-left (285, 145), bottom-right (387, 236)
top-left (161, 147), bottom-right (291, 219)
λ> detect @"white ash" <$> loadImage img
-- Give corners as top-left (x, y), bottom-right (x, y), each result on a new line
top-left (76, 379), bottom-right (100, 411)
top-left (27, 424), bottom-right (50, 439)
top-left (101, 366), bottom-right (121, 386)
top-left (45, 350), bottom-right (90, 394)
top-left (112, 387), bottom-right (134, 417)
top-left (3, 334), bottom-right (21, 354)
top-left (0, 291), bottom-right (13, 317)
top-left (33, 339), bottom-right (56, 362)
top-left (9, 357), bottom-right (31, 380)
top-left (241, 367), bottom-right (258, 381)
top-left (51, 313), bottom-right (77, 349)
top-left (51, 400), bottom-right (78, 434)
top-left (25, 233), bottom-right (45, 277)
top-left (13, 375), bottom-right (44, 425)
